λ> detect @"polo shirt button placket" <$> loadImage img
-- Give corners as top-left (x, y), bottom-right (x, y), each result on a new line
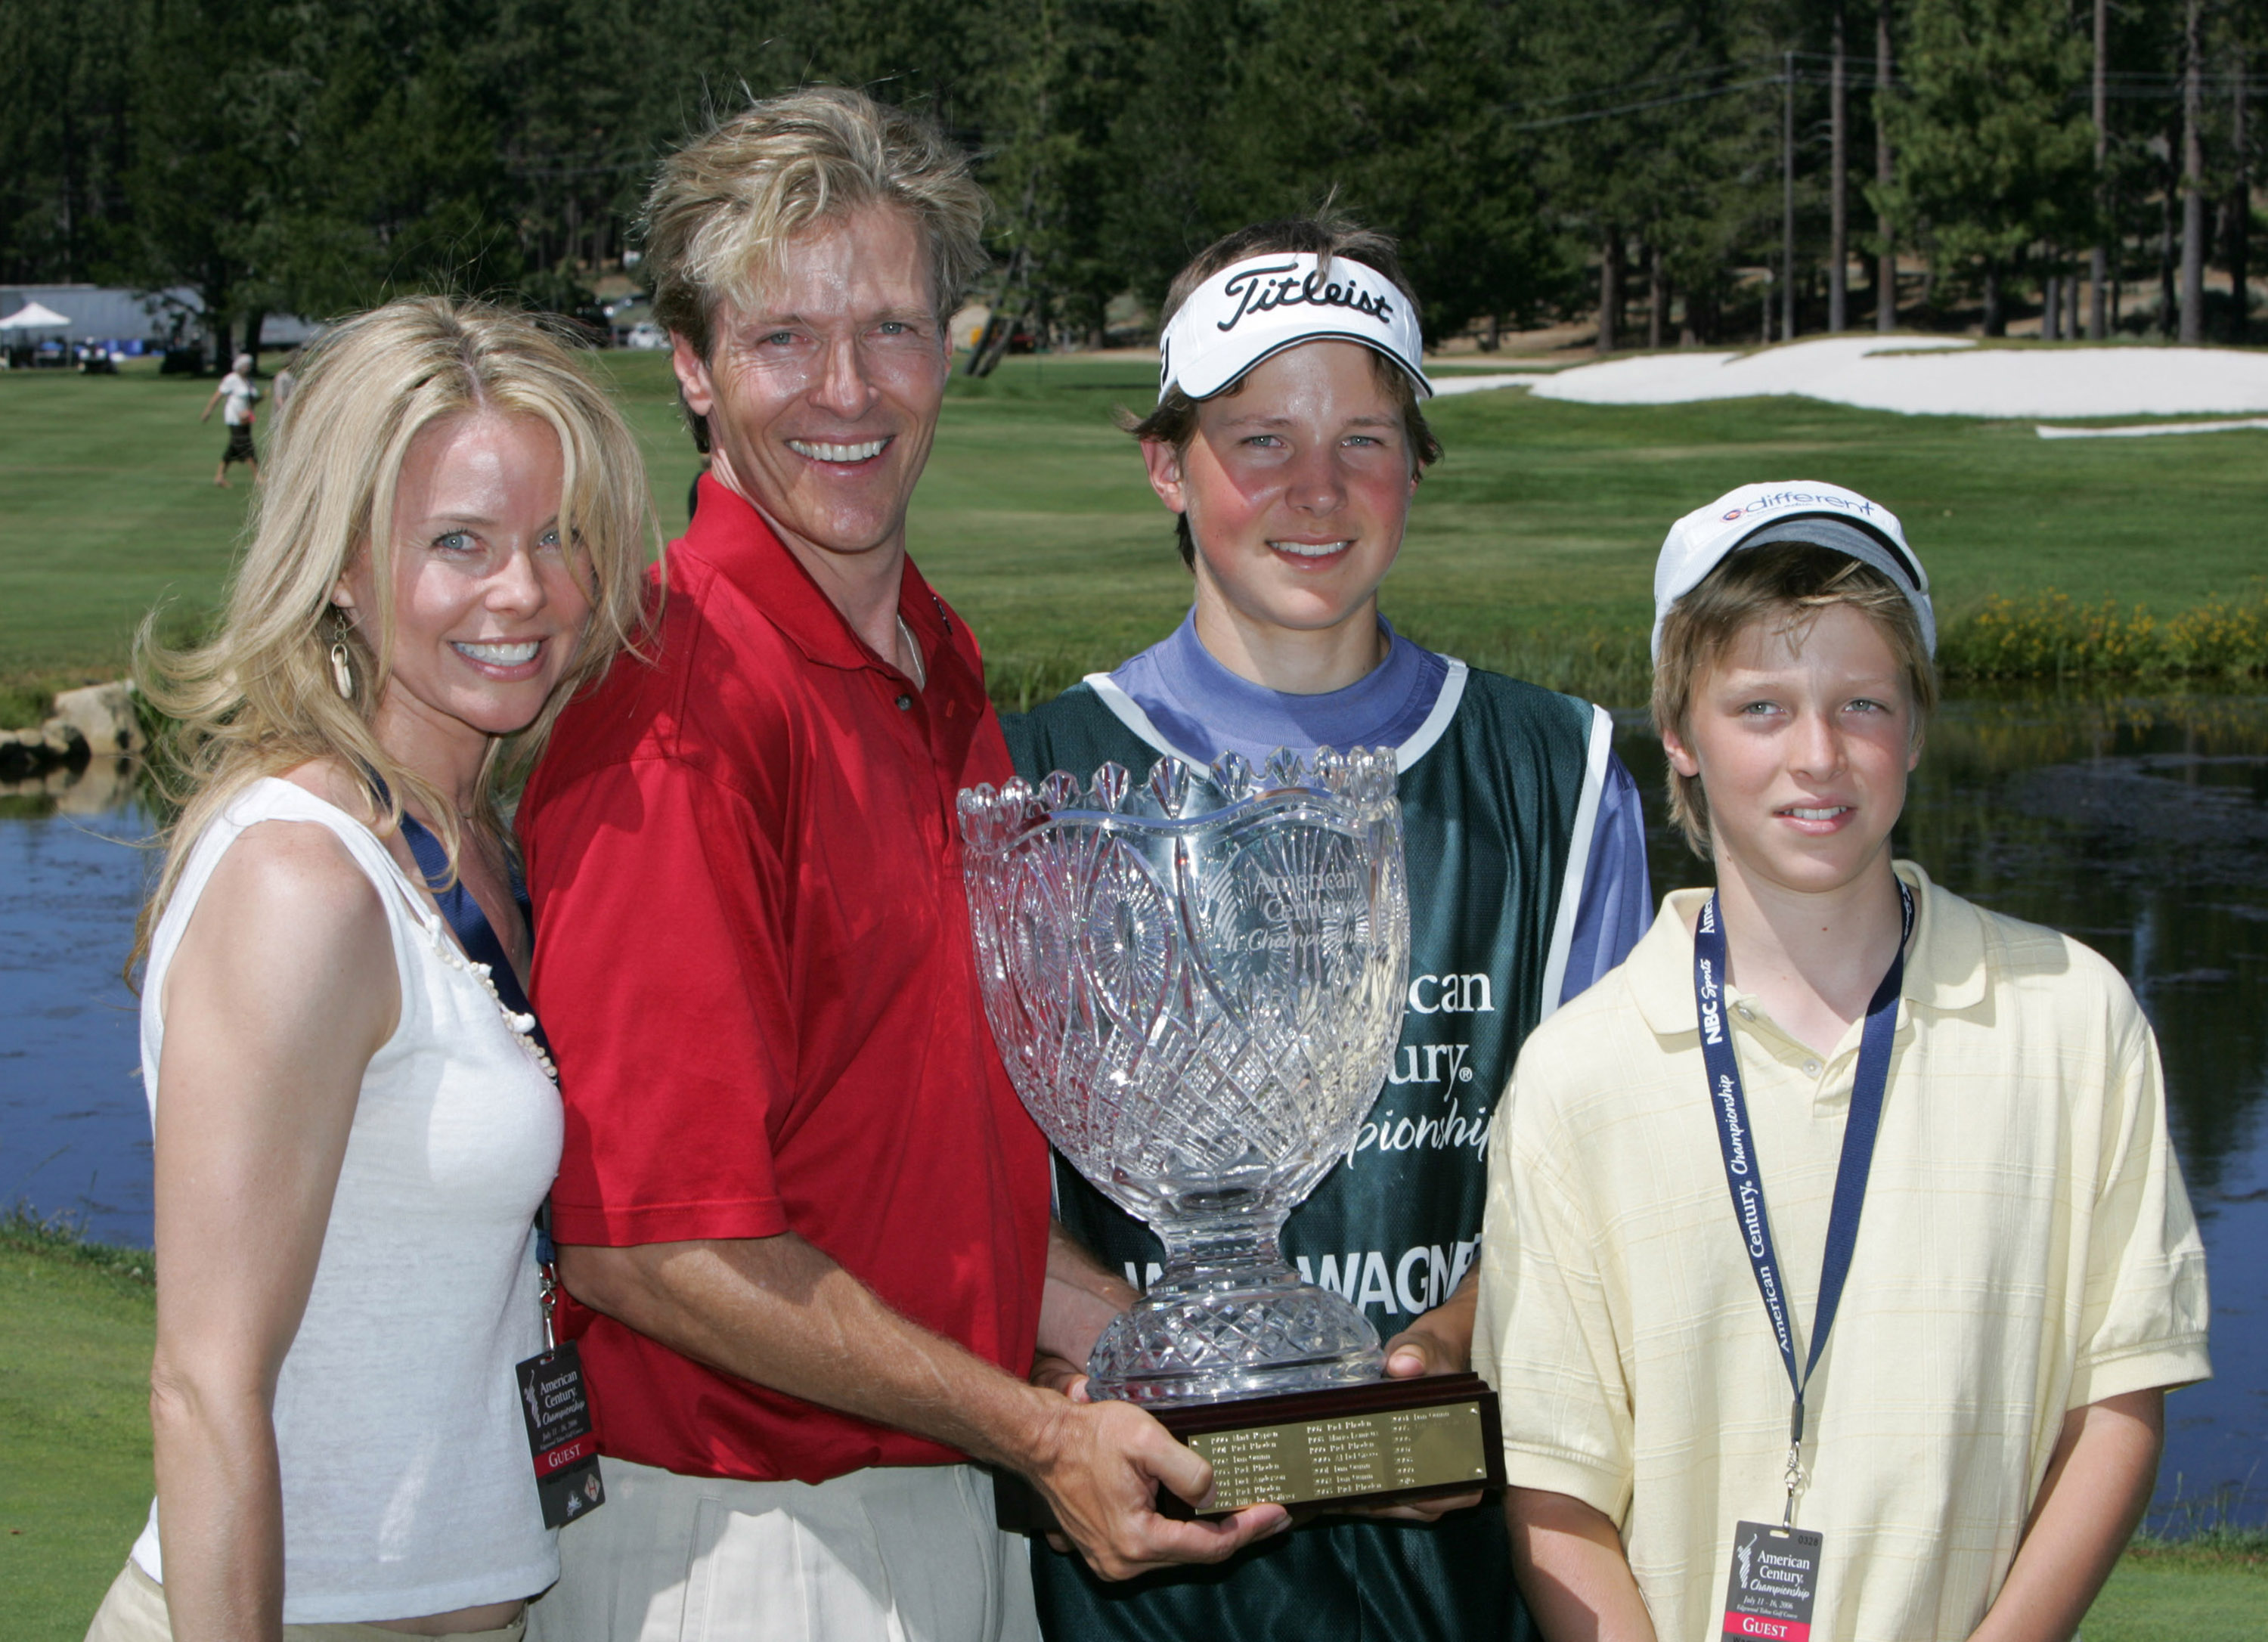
top-left (895, 692), bottom-right (913, 711)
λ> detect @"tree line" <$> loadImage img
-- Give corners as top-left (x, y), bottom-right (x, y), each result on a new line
top-left (0, 0), bottom-right (2257, 366)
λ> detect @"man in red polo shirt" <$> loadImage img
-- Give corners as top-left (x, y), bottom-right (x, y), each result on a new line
top-left (517, 90), bottom-right (1287, 1642)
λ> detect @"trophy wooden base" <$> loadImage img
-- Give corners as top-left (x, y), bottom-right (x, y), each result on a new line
top-left (993, 1372), bottom-right (1505, 1533)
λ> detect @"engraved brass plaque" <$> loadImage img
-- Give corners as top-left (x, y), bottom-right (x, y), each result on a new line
top-left (1188, 1399), bottom-right (1490, 1511)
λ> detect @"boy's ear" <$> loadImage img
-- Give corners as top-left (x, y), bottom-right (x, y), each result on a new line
top-left (1141, 438), bottom-right (1189, 515)
top-left (1662, 721), bottom-right (1701, 779)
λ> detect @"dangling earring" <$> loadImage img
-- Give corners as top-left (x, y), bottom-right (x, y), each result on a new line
top-left (328, 615), bottom-right (355, 701)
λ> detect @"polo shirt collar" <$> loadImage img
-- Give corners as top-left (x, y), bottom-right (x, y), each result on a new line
top-left (681, 473), bottom-right (950, 678)
top-left (1628, 858), bottom-right (1988, 1038)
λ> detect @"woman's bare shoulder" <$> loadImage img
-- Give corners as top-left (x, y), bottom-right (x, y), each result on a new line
top-left (178, 767), bottom-right (395, 977)
top-left (167, 805), bottom-right (400, 1050)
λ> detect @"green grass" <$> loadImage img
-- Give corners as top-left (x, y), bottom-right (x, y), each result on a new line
top-left (0, 1214), bottom-right (157, 1642)
top-left (2084, 1550), bottom-right (2268, 1642)
top-left (2, 1229), bottom-right (2256, 1640)
top-left (5, 352), bottom-right (2267, 710)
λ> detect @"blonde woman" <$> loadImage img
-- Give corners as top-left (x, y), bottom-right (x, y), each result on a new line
top-left (84, 298), bottom-right (654, 1642)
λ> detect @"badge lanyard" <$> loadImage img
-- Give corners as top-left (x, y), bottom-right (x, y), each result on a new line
top-left (1692, 879), bottom-right (1913, 1526)
top-left (392, 792), bottom-right (606, 1526)
top-left (391, 801), bottom-right (551, 1061)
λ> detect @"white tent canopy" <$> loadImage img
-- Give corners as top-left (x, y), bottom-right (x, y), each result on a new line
top-left (0, 301), bottom-right (72, 331)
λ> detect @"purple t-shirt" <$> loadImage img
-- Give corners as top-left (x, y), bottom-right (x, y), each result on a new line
top-left (1109, 612), bottom-right (1652, 1003)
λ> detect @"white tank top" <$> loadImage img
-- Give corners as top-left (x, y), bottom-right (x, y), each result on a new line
top-left (130, 779), bottom-right (562, 1622)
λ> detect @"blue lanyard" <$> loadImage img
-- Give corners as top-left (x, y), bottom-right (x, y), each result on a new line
top-left (380, 795), bottom-right (551, 1061)
top-left (369, 776), bottom-right (564, 1334)
top-left (1692, 878), bottom-right (1913, 1522)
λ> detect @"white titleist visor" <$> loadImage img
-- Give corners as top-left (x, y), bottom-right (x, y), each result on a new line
top-left (1158, 253), bottom-right (1432, 403)
top-left (1653, 481), bottom-right (1935, 659)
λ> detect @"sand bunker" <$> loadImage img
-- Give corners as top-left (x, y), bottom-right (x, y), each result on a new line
top-left (1519, 336), bottom-right (2268, 420)
top-left (1428, 370), bottom-right (1551, 397)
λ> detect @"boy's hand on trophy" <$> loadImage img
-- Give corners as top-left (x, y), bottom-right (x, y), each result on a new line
top-left (1024, 1394), bottom-right (1290, 1579)
top-left (1383, 1267), bottom-right (1478, 1380)
top-left (1343, 1278), bottom-right (1486, 1522)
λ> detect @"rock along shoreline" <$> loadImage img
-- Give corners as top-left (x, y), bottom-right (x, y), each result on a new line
top-left (0, 681), bottom-right (144, 781)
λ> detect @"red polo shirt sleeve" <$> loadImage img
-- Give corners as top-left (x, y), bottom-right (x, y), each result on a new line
top-left (525, 751), bottom-right (792, 1244)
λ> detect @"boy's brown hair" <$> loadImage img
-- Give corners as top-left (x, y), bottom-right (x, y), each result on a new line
top-left (1651, 540), bottom-right (1938, 857)
top-left (1125, 214), bottom-right (1443, 568)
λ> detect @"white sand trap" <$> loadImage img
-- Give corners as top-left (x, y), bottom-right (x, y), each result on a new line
top-left (1526, 336), bottom-right (2268, 419)
top-left (2036, 417), bottom-right (2268, 439)
top-left (1428, 371), bottom-right (1549, 397)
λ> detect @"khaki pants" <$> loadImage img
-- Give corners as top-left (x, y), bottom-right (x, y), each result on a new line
top-left (525, 1458), bottom-right (1040, 1642)
top-left (85, 1560), bottom-right (527, 1641)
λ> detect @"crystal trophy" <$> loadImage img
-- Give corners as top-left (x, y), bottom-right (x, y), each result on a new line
top-left (959, 748), bottom-right (1504, 1520)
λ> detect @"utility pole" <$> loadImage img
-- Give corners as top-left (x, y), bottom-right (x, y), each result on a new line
top-left (2090, 0), bottom-right (2109, 339)
top-left (1831, 3), bottom-right (1849, 331)
top-left (1876, 0), bottom-right (1897, 332)
top-left (2180, 0), bottom-right (2205, 344)
top-left (1600, 228), bottom-right (1622, 354)
top-left (2233, 45), bottom-right (2252, 341)
top-left (1784, 49), bottom-right (1799, 342)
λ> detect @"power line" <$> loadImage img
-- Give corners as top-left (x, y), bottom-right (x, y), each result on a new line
top-left (1511, 59), bottom-right (1780, 114)
top-left (1507, 58), bottom-right (2257, 133)
top-left (1510, 75), bottom-right (1784, 132)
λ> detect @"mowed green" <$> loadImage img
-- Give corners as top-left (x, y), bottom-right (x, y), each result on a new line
top-left (0, 1240), bottom-right (159, 1641)
top-left (5, 1238), bottom-right (2262, 1640)
top-left (5, 351), bottom-right (2266, 708)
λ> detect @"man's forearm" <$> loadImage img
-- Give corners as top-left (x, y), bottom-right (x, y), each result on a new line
top-left (559, 1232), bottom-right (1061, 1470)
top-left (1507, 1487), bottom-right (1659, 1642)
top-left (559, 1230), bottom-right (1290, 1581)
top-left (1968, 1390), bottom-right (2164, 1642)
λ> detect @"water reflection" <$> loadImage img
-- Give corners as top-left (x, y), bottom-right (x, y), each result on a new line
top-left (1619, 689), bottom-right (2268, 1531)
top-left (0, 752), bottom-right (144, 820)
top-left (5, 696), bottom-right (2264, 1529)
top-left (1, 756), bottom-right (156, 1244)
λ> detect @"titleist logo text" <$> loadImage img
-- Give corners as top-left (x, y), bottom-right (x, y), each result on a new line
top-left (1217, 262), bottom-right (1396, 333)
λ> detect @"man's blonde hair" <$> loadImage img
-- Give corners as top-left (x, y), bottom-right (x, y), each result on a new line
top-left (641, 87), bottom-right (989, 361)
top-left (1651, 540), bottom-right (1938, 858)
top-left (134, 296), bottom-right (658, 968)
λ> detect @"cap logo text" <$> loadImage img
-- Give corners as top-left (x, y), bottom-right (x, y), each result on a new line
top-left (1218, 261), bottom-right (1395, 333)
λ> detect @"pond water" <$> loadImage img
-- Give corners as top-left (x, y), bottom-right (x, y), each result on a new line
top-left (4, 692), bottom-right (2263, 1532)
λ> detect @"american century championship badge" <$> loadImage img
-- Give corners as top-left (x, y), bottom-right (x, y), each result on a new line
top-left (516, 1340), bottom-right (606, 1528)
top-left (1721, 1519), bottom-right (1822, 1642)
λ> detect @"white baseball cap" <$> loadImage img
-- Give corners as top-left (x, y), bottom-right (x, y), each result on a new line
top-left (1652, 481), bottom-right (1935, 658)
top-left (1158, 252), bottom-right (1432, 404)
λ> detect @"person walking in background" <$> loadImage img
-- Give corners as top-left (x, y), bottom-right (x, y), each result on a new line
top-left (1477, 483), bottom-right (2211, 1641)
top-left (1003, 214), bottom-right (1651, 1642)
top-left (199, 353), bottom-right (261, 487)
top-left (83, 298), bottom-right (654, 1642)
top-left (516, 88), bottom-right (1284, 1642)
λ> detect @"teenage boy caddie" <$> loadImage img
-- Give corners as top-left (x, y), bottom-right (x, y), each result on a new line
top-left (517, 90), bottom-right (1287, 1642)
top-left (1476, 482), bottom-right (2211, 1642)
top-left (1006, 215), bottom-right (1651, 1642)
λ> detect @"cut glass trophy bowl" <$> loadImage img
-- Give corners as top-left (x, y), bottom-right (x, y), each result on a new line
top-left (959, 747), bottom-right (1410, 1407)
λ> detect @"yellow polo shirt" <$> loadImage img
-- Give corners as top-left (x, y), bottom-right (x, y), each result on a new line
top-left (1474, 861), bottom-right (2210, 1642)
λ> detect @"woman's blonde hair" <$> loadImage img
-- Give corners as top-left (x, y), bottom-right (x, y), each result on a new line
top-left (134, 296), bottom-right (658, 968)
top-left (1651, 540), bottom-right (1937, 858)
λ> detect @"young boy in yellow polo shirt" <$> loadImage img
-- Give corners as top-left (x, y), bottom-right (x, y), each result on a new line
top-left (1474, 482), bottom-right (2211, 1642)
